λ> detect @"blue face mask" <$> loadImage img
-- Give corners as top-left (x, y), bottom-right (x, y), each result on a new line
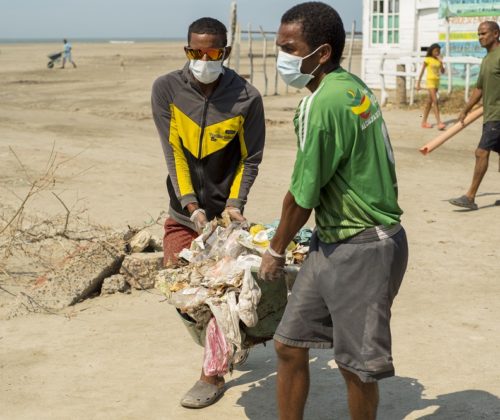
top-left (276, 46), bottom-right (322, 89)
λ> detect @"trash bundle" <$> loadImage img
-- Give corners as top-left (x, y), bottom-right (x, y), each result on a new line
top-left (156, 219), bottom-right (311, 376)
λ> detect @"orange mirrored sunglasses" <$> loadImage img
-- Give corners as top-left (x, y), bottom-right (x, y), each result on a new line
top-left (184, 46), bottom-right (226, 61)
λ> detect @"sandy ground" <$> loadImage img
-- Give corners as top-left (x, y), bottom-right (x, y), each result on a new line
top-left (0, 41), bottom-right (499, 419)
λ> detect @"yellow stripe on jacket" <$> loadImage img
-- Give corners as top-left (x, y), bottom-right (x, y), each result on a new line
top-left (170, 103), bottom-right (246, 197)
top-left (168, 104), bottom-right (194, 196)
top-left (229, 124), bottom-right (248, 200)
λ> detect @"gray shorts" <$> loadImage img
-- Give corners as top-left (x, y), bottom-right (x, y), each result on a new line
top-left (274, 226), bottom-right (408, 383)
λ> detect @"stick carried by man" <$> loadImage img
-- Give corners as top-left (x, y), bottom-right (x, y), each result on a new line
top-left (419, 106), bottom-right (483, 155)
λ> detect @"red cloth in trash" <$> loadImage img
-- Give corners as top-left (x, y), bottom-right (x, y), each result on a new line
top-left (162, 217), bottom-right (198, 267)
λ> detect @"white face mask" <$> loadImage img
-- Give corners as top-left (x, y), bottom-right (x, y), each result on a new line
top-left (276, 46), bottom-right (322, 89)
top-left (189, 59), bottom-right (224, 84)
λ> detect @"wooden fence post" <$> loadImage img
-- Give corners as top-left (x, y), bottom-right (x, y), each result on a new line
top-left (226, 1), bottom-right (237, 68)
top-left (465, 63), bottom-right (471, 102)
top-left (234, 23), bottom-right (241, 73)
top-left (273, 34), bottom-right (279, 95)
top-left (248, 24), bottom-right (254, 84)
top-left (259, 26), bottom-right (268, 96)
top-left (396, 64), bottom-right (407, 105)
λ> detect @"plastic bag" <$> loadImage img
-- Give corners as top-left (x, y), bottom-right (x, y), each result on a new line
top-left (235, 254), bottom-right (262, 269)
top-left (237, 267), bottom-right (261, 327)
top-left (216, 229), bottom-right (246, 259)
top-left (203, 256), bottom-right (241, 288)
top-left (205, 224), bottom-right (245, 260)
top-left (206, 292), bottom-right (242, 352)
top-left (169, 287), bottom-right (209, 310)
top-left (203, 317), bottom-right (230, 376)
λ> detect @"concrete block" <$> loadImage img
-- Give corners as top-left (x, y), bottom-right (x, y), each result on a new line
top-left (120, 251), bottom-right (164, 290)
top-left (101, 274), bottom-right (130, 295)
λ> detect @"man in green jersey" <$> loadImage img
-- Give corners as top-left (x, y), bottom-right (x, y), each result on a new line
top-left (258, 3), bottom-right (408, 419)
top-left (449, 21), bottom-right (500, 210)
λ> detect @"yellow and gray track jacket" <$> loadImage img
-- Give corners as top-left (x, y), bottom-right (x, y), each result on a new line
top-left (152, 63), bottom-right (266, 228)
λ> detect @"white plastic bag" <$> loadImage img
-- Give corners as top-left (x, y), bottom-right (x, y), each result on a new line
top-left (169, 287), bottom-right (209, 310)
top-left (237, 267), bottom-right (261, 327)
top-left (203, 256), bottom-right (241, 287)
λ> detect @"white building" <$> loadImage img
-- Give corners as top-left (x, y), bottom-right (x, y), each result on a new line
top-left (361, 0), bottom-right (499, 89)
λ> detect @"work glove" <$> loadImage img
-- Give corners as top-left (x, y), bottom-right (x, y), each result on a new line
top-left (258, 248), bottom-right (286, 282)
top-left (190, 208), bottom-right (208, 234)
top-left (225, 206), bottom-right (248, 228)
top-left (225, 206), bottom-right (246, 222)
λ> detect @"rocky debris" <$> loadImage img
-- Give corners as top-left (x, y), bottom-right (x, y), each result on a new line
top-left (120, 251), bottom-right (164, 290)
top-left (128, 230), bottom-right (152, 253)
top-left (125, 228), bottom-right (163, 253)
top-left (9, 237), bottom-right (126, 318)
top-left (101, 274), bottom-right (130, 295)
top-left (148, 235), bottom-right (163, 252)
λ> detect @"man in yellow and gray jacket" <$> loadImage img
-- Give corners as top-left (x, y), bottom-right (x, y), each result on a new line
top-left (151, 17), bottom-right (265, 408)
top-left (152, 17), bottom-right (265, 267)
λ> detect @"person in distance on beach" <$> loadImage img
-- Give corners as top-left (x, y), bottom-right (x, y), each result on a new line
top-left (61, 39), bottom-right (77, 69)
top-left (416, 43), bottom-right (446, 130)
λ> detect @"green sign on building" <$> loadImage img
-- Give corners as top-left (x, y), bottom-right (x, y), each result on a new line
top-left (439, 0), bottom-right (500, 18)
top-left (437, 0), bottom-right (499, 87)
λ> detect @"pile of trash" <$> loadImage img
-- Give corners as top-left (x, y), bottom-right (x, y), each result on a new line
top-left (155, 218), bottom-right (311, 376)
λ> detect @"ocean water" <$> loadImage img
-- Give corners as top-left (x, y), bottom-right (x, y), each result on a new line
top-left (0, 37), bottom-right (185, 44)
top-left (0, 33), bottom-right (362, 44)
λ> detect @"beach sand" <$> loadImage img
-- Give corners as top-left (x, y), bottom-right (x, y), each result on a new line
top-left (0, 41), bottom-right (499, 419)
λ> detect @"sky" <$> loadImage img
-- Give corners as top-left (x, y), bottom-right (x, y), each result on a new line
top-left (0, 0), bottom-right (362, 40)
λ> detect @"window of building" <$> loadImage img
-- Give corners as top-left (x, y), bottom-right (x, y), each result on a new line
top-left (371, 0), bottom-right (400, 45)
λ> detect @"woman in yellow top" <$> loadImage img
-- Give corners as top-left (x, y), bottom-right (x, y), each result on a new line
top-left (417, 43), bottom-right (446, 130)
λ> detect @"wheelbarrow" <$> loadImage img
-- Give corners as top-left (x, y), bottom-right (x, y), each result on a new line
top-left (179, 265), bottom-right (299, 348)
top-left (47, 51), bottom-right (62, 69)
top-left (242, 265), bottom-right (298, 346)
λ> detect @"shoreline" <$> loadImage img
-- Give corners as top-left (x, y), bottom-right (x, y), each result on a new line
top-left (0, 37), bottom-right (186, 45)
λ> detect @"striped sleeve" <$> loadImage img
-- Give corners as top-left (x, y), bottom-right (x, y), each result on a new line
top-left (226, 93), bottom-right (265, 209)
top-left (151, 76), bottom-right (197, 207)
top-left (289, 91), bottom-right (344, 209)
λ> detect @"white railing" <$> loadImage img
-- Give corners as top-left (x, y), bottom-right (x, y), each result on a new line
top-left (379, 54), bottom-right (482, 106)
top-left (379, 54), bottom-right (419, 106)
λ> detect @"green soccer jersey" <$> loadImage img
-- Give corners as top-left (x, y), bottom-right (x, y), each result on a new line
top-left (289, 68), bottom-right (403, 243)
